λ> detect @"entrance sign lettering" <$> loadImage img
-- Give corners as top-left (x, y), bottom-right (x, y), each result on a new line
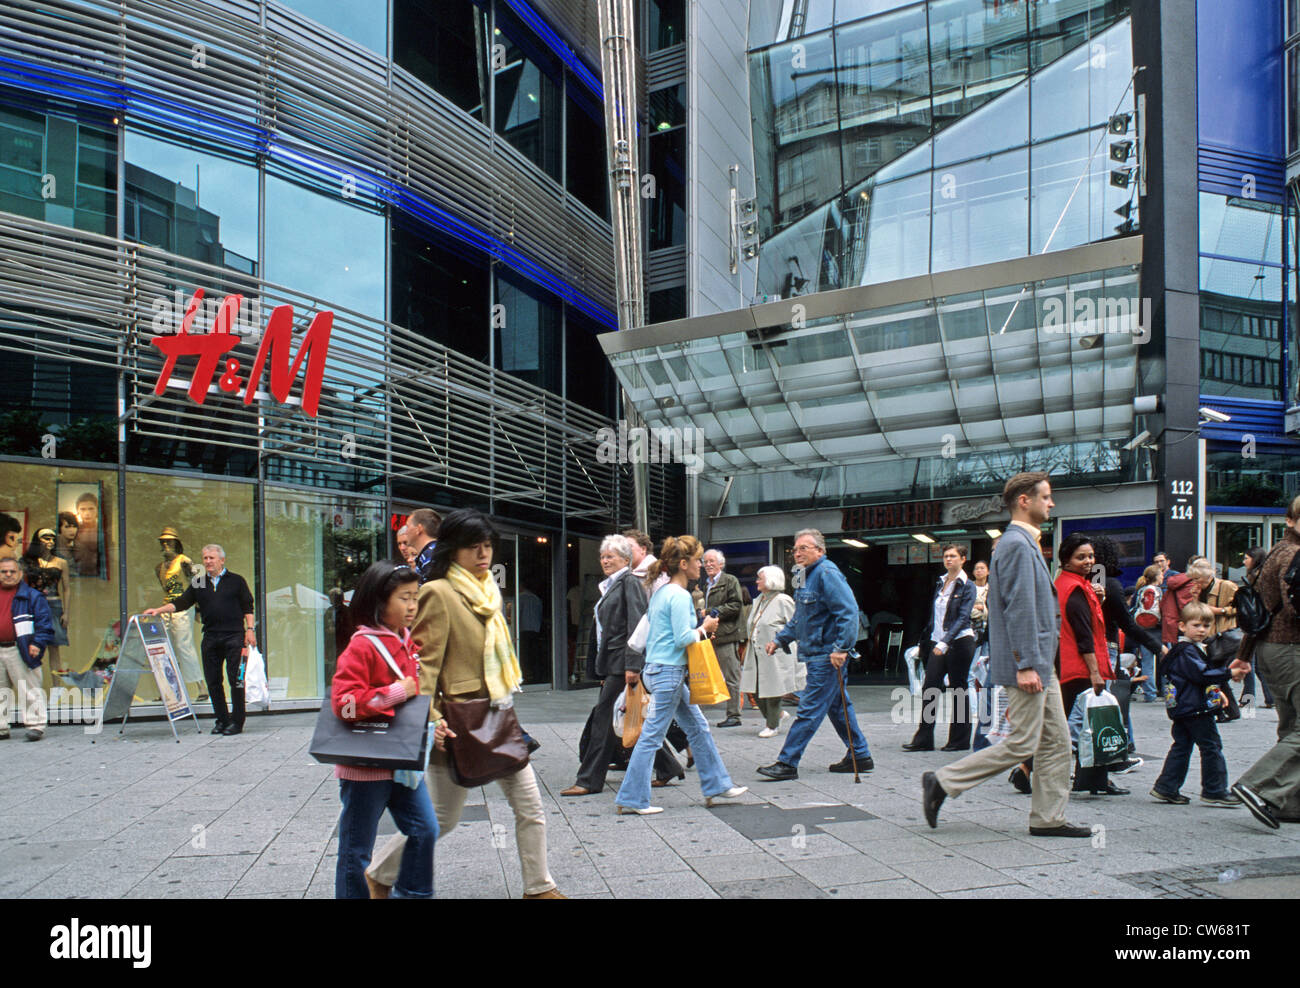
top-left (151, 289), bottom-right (333, 417)
top-left (841, 500), bottom-right (944, 532)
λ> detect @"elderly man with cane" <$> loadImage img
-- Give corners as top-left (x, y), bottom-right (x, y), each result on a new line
top-left (756, 529), bottom-right (872, 781)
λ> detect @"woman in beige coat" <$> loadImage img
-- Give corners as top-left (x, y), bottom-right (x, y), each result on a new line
top-left (740, 565), bottom-right (800, 737)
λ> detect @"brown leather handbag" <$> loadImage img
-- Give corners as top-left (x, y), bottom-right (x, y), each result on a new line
top-left (442, 698), bottom-right (530, 788)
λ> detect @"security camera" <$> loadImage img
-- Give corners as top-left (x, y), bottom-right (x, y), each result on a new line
top-left (1198, 406), bottom-right (1231, 423)
top-left (1122, 429), bottom-right (1153, 451)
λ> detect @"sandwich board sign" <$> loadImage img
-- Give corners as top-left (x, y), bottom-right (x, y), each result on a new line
top-left (95, 615), bottom-right (202, 741)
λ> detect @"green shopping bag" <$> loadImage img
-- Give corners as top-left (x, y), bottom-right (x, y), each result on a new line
top-left (1079, 690), bottom-right (1128, 768)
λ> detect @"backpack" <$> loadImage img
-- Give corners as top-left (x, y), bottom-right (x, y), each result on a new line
top-left (1235, 544), bottom-right (1300, 636)
top-left (1133, 583), bottom-right (1162, 628)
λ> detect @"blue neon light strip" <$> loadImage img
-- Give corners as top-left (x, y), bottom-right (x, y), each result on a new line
top-left (0, 54), bottom-right (617, 328)
top-left (503, 0), bottom-right (603, 101)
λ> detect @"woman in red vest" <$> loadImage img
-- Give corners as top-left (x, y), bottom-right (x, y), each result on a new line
top-left (1055, 533), bottom-right (1124, 796)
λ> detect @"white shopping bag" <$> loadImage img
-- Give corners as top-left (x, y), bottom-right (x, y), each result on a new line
top-left (986, 686), bottom-right (1011, 745)
top-left (244, 644), bottom-right (270, 709)
top-left (904, 645), bottom-right (923, 696)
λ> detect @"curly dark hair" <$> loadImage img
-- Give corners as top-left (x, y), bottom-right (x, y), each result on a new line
top-left (1088, 534), bottom-right (1120, 576)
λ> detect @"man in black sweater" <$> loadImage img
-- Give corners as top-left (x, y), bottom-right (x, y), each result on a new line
top-left (145, 544), bottom-right (255, 735)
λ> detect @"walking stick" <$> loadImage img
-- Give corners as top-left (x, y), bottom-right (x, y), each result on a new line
top-left (834, 660), bottom-right (861, 784)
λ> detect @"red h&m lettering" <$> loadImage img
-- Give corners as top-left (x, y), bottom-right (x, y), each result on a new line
top-left (242, 305), bottom-right (332, 417)
top-left (150, 290), bottom-right (331, 417)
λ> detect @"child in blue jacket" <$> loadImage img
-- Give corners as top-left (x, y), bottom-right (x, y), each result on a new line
top-left (1149, 601), bottom-right (1241, 807)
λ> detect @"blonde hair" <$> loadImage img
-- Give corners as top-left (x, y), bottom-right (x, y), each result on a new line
top-left (1136, 564), bottom-right (1162, 589)
top-left (1287, 493), bottom-right (1300, 521)
top-left (1179, 600), bottom-right (1214, 624)
top-left (1187, 558), bottom-right (1216, 582)
top-left (649, 535), bottom-right (703, 584)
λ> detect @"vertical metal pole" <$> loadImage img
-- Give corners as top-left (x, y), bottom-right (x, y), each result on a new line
top-left (598, 0), bottom-right (649, 532)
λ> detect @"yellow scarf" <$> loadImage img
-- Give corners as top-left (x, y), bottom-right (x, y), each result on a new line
top-left (446, 563), bottom-right (522, 702)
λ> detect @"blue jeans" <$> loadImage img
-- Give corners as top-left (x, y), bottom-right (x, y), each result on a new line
top-left (336, 778), bottom-right (438, 898)
top-left (777, 658), bottom-right (871, 767)
top-left (615, 663), bottom-right (736, 811)
top-left (1136, 645), bottom-right (1158, 701)
top-left (1153, 715), bottom-right (1229, 798)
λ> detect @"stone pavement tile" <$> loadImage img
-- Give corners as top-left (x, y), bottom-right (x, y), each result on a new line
top-left (999, 862), bottom-right (1157, 898)
top-left (228, 891), bottom-right (304, 899)
top-left (604, 870), bottom-right (720, 899)
top-left (852, 836), bottom-right (950, 864)
top-left (0, 839), bottom-right (103, 896)
top-left (815, 818), bottom-right (917, 844)
top-left (128, 879), bottom-right (240, 899)
top-left (956, 839), bottom-right (1073, 869)
top-left (1193, 875), bottom-right (1300, 898)
top-left (569, 892), bottom-right (616, 899)
top-left (943, 804), bottom-right (1035, 833)
top-left (826, 878), bottom-right (939, 899)
top-left (714, 876), bottom-right (828, 899)
top-left (438, 877), bottom-right (516, 899)
top-left (172, 823), bottom-right (280, 857)
top-left (903, 820), bottom-right (1009, 846)
top-left (785, 852), bottom-right (903, 887)
top-left (589, 844), bottom-right (691, 877)
top-left (142, 852), bottom-right (258, 885)
top-left (894, 856), bottom-right (1019, 893)
top-left (753, 833), bottom-right (854, 861)
top-left (943, 884), bottom-right (1051, 899)
top-left (683, 852), bottom-right (796, 884)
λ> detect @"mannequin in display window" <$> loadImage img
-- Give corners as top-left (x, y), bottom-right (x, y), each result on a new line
top-left (154, 528), bottom-right (207, 697)
top-left (21, 529), bottom-right (71, 669)
top-left (55, 512), bottom-right (80, 569)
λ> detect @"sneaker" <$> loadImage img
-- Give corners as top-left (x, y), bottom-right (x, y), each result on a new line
top-left (704, 786), bottom-right (748, 807)
top-left (1112, 757), bottom-right (1144, 775)
top-left (1149, 788), bottom-right (1190, 805)
top-left (1201, 792), bottom-right (1242, 808)
top-left (780, 710), bottom-right (790, 723)
top-left (757, 726), bottom-right (777, 738)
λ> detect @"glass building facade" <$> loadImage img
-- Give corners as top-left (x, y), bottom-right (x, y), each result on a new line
top-left (0, 0), bottom-right (681, 711)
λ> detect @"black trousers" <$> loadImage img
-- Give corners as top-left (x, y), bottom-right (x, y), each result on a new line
top-left (577, 678), bottom-right (684, 789)
top-left (912, 637), bottom-right (977, 748)
top-left (1062, 677), bottom-right (1109, 791)
top-left (202, 631), bottom-right (246, 727)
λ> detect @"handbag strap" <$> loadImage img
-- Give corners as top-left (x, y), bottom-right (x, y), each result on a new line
top-left (365, 634), bottom-right (406, 682)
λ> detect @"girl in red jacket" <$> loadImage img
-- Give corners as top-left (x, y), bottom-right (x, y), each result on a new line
top-left (332, 561), bottom-right (438, 899)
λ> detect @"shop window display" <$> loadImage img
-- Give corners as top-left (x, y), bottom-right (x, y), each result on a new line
top-left (0, 464), bottom-right (121, 703)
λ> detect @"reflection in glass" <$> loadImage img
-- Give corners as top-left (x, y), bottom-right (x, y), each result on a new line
top-left (835, 5), bottom-right (932, 192)
top-left (647, 127), bottom-right (687, 249)
top-left (1199, 255), bottom-right (1284, 401)
top-left (278, 0), bottom-right (388, 54)
top-left (391, 215), bottom-right (490, 364)
top-left (495, 268), bottom-right (561, 395)
top-left (394, 0), bottom-right (488, 122)
top-left (647, 0), bottom-right (687, 51)
top-left (0, 105), bottom-right (116, 235)
top-left (124, 131), bottom-right (259, 274)
top-left (567, 310), bottom-right (618, 416)
top-left (567, 81), bottom-right (609, 219)
top-left (931, 148), bottom-right (1029, 271)
top-left (494, 5), bottom-right (563, 180)
top-left (264, 175), bottom-right (386, 319)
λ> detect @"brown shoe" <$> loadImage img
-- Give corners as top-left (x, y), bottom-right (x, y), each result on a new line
top-left (365, 874), bottom-right (391, 899)
top-left (522, 888), bottom-right (567, 899)
top-left (560, 785), bottom-right (594, 797)
top-left (651, 779), bottom-right (673, 788)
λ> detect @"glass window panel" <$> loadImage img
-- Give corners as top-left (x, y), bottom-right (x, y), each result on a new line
top-left (647, 285), bottom-right (687, 322)
top-left (857, 171), bottom-right (931, 283)
top-left (1030, 127), bottom-right (1127, 253)
top-left (835, 5), bottom-right (932, 190)
top-left (1199, 192), bottom-right (1283, 265)
top-left (495, 269), bottom-right (561, 395)
top-left (391, 216), bottom-right (490, 364)
top-left (566, 310), bottom-right (618, 416)
top-left (772, 326), bottom-right (853, 365)
top-left (647, 127), bottom-right (687, 249)
top-left (0, 109), bottom-right (117, 236)
top-left (750, 32), bottom-right (841, 240)
top-left (278, 0), bottom-right (387, 54)
top-left (1290, 44), bottom-right (1299, 155)
top-left (1031, 16), bottom-right (1133, 143)
top-left (937, 293), bottom-right (989, 341)
top-left (647, 0), bottom-right (686, 51)
top-left (931, 148), bottom-right (1028, 271)
top-left (125, 131), bottom-right (260, 274)
top-left (394, 0), bottom-right (489, 122)
top-left (1199, 256), bottom-right (1284, 401)
top-left (928, 0), bottom-right (1029, 139)
top-left (649, 85), bottom-right (687, 132)
top-left (494, 5), bottom-right (563, 180)
top-left (264, 488), bottom-right (384, 698)
top-left (264, 175), bottom-right (386, 319)
top-left (567, 81), bottom-right (609, 219)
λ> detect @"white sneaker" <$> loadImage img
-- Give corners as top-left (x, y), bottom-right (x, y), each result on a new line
top-left (616, 804), bottom-right (664, 816)
top-left (705, 786), bottom-right (748, 807)
top-left (780, 709), bottom-right (790, 721)
top-left (758, 726), bottom-right (777, 738)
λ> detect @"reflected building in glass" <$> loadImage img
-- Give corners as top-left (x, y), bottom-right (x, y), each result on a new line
top-left (0, 0), bottom-right (681, 708)
top-left (599, 0), bottom-right (1298, 680)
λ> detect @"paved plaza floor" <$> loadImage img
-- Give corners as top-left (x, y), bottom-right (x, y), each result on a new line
top-left (3, 687), bottom-right (1298, 899)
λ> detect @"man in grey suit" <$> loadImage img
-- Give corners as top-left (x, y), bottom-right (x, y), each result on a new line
top-left (922, 472), bottom-right (1091, 837)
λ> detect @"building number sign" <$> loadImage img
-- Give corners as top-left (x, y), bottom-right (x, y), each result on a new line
top-left (1170, 479), bottom-right (1195, 521)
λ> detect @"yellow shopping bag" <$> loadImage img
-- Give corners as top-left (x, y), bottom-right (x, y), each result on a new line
top-left (687, 639), bottom-right (730, 706)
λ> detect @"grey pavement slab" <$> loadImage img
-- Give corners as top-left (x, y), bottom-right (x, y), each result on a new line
top-left (2, 685), bottom-right (1291, 899)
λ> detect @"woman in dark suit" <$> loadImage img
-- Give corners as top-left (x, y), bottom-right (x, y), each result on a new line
top-left (904, 543), bottom-right (978, 752)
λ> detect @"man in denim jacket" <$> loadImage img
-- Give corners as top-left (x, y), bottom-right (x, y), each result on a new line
top-left (757, 529), bottom-right (872, 780)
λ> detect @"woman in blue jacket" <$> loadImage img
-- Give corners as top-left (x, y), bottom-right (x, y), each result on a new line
top-left (904, 544), bottom-right (978, 752)
top-left (614, 536), bottom-right (748, 815)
